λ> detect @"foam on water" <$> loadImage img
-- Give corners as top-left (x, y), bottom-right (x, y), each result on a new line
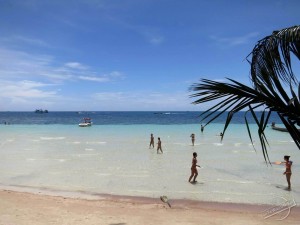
top-left (0, 123), bottom-right (299, 205)
top-left (69, 141), bottom-right (81, 144)
top-left (213, 143), bottom-right (223, 146)
top-left (40, 136), bottom-right (66, 140)
top-left (26, 158), bottom-right (36, 162)
top-left (86, 141), bottom-right (107, 144)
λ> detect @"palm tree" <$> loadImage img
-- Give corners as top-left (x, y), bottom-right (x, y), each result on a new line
top-left (190, 25), bottom-right (300, 163)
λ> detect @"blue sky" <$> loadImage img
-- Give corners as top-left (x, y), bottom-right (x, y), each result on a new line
top-left (0, 0), bottom-right (299, 111)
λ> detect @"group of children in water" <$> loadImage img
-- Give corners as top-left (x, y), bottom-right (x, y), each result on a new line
top-left (149, 133), bottom-right (162, 154)
top-left (149, 133), bottom-right (293, 190)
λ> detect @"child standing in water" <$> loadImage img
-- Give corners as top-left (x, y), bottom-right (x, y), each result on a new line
top-left (189, 152), bottom-right (200, 183)
top-left (190, 133), bottom-right (195, 146)
top-left (276, 155), bottom-right (293, 190)
top-left (157, 137), bottom-right (163, 154)
top-left (201, 125), bottom-right (204, 133)
top-left (149, 133), bottom-right (154, 149)
top-left (283, 155), bottom-right (293, 190)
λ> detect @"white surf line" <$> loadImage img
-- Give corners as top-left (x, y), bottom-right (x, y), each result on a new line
top-left (40, 137), bottom-right (66, 140)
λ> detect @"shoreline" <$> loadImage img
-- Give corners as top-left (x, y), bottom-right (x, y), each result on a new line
top-left (1, 188), bottom-right (299, 225)
top-left (0, 183), bottom-right (296, 209)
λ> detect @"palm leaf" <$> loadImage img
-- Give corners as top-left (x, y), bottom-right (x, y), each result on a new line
top-left (245, 111), bottom-right (256, 152)
top-left (190, 25), bottom-right (300, 163)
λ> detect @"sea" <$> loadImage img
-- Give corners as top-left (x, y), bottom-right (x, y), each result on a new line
top-left (0, 111), bottom-right (299, 205)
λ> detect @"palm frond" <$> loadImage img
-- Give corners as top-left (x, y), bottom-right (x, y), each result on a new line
top-left (190, 25), bottom-right (300, 163)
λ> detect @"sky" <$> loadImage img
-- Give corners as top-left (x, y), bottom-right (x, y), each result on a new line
top-left (0, 0), bottom-right (299, 111)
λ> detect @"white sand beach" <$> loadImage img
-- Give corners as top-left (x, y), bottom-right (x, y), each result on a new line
top-left (0, 189), bottom-right (299, 225)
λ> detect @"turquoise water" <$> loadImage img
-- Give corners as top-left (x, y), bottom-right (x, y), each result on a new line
top-left (0, 123), bottom-right (299, 204)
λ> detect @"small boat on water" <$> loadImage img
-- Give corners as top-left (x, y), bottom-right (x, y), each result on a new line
top-left (271, 122), bottom-right (300, 132)
top-left (79, 117), bottom-right (92, 127)
top-left (35, 109), bottom-right (48, 113)
top-left (271, 126), bottom-right (288, 132)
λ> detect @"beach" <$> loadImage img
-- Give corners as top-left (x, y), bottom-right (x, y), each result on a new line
top-left (1, 189), bottom-right (300, 225)
top-left (0, 112), bottom-right (299, 224)
top-left (1, 0), bottom-right (300, 222)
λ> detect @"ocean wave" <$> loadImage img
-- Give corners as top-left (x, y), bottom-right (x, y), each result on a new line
top-left (215, 178), bottom-right (255, 184)
top-left (213, 143), bottom-right (223, 146)
top-left (234, 143), bottom-right (242, 146)
top-left (56, 159), bottom-right (66, 162)
top-left (73, 153), bottom-right (101, 157)
top-left (68, 141), bottom-right (81, 144)
top-left (86, 141), bottom-right (106, 144)
top-left (26, 158), bottom-right (36, 161)
top-left (40, 137), bottom-right (66, 140)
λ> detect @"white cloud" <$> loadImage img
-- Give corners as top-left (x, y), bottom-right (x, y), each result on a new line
top-left (149, 36), bottom-right (164, 45)
top-left (109, 71), bottom-right (123, 77)
top-left (99, 12), bottom-right (165, 46)
top-left (93, 92), bottom-right (125, 100)
top-left (0, 79), bottom-right (59, 110)
top-left (91, 91), bottom-right (195, 110)
top-left (0, 80), bottom-right (58, 99)
top-left (78, 76), bottom-right (109, 82)
top-left (0, 46), bottom-right (125, 110)
top-left (0, 47), bottom-right (124, 83)
top-left (210, 32), bottom-right (259, 46)
top-left (13, 35), bottom-right (50, 47)
top-left (138, 28), bottom-right (165, 45)
top-left (65, 62), bottom-right (88, 70)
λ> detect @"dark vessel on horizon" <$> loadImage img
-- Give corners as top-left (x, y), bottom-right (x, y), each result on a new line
top-left (35, 109), bottom-right (48, 113)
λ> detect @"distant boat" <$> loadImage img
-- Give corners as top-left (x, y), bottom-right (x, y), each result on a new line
top-left (79, 117), bottom-right (92, 127)
top-left (35, 109), bottom-right (48, 113)
top-left (271, 126), bottom-right (288, 132)
top-left (271, 122), bottom-right (300, 132)
top-left (154, 112), bottom-right (171, 115)
top-left (271, 122), bottom-right (287, 132)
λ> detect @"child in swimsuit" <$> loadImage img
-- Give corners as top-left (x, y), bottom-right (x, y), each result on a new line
top-left (283, 155), bottom-right (293, 190)
top-left (190, 133), bottom-right (195, 146)
top-left (149, 133), bottom-right (154, 149)
top-left (157, 137), bottom-right (163, 154)
top-left (188, 152), bottom-right (199, 183)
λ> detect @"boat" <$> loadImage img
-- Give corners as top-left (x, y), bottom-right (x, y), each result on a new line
top-left (79, 117), bottom-right (92, 127)
top-left (271, 122), bottom-right (300, 132)
top-left (271, 122), bottom-right (288, 132)
top-left (35, 109), bottom-right (48, 113)
top-left (271, 126), bottom-right (288, 132)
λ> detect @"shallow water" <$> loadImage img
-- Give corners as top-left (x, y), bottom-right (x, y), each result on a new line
top-left (0, 123), bottom-right (299, 205)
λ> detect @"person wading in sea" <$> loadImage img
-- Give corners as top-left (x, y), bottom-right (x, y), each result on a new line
top-left (157, 137), bottom-right (163, 154)
top-left (149, 133), bottom-right (154, 149)
top-left (189, 152), bottom-right (200, 183)
top-left (190, 133), bottom-right (195, 146)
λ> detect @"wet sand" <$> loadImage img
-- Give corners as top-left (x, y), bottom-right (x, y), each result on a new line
top-left (0, 189), bottom-right (299, 225)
